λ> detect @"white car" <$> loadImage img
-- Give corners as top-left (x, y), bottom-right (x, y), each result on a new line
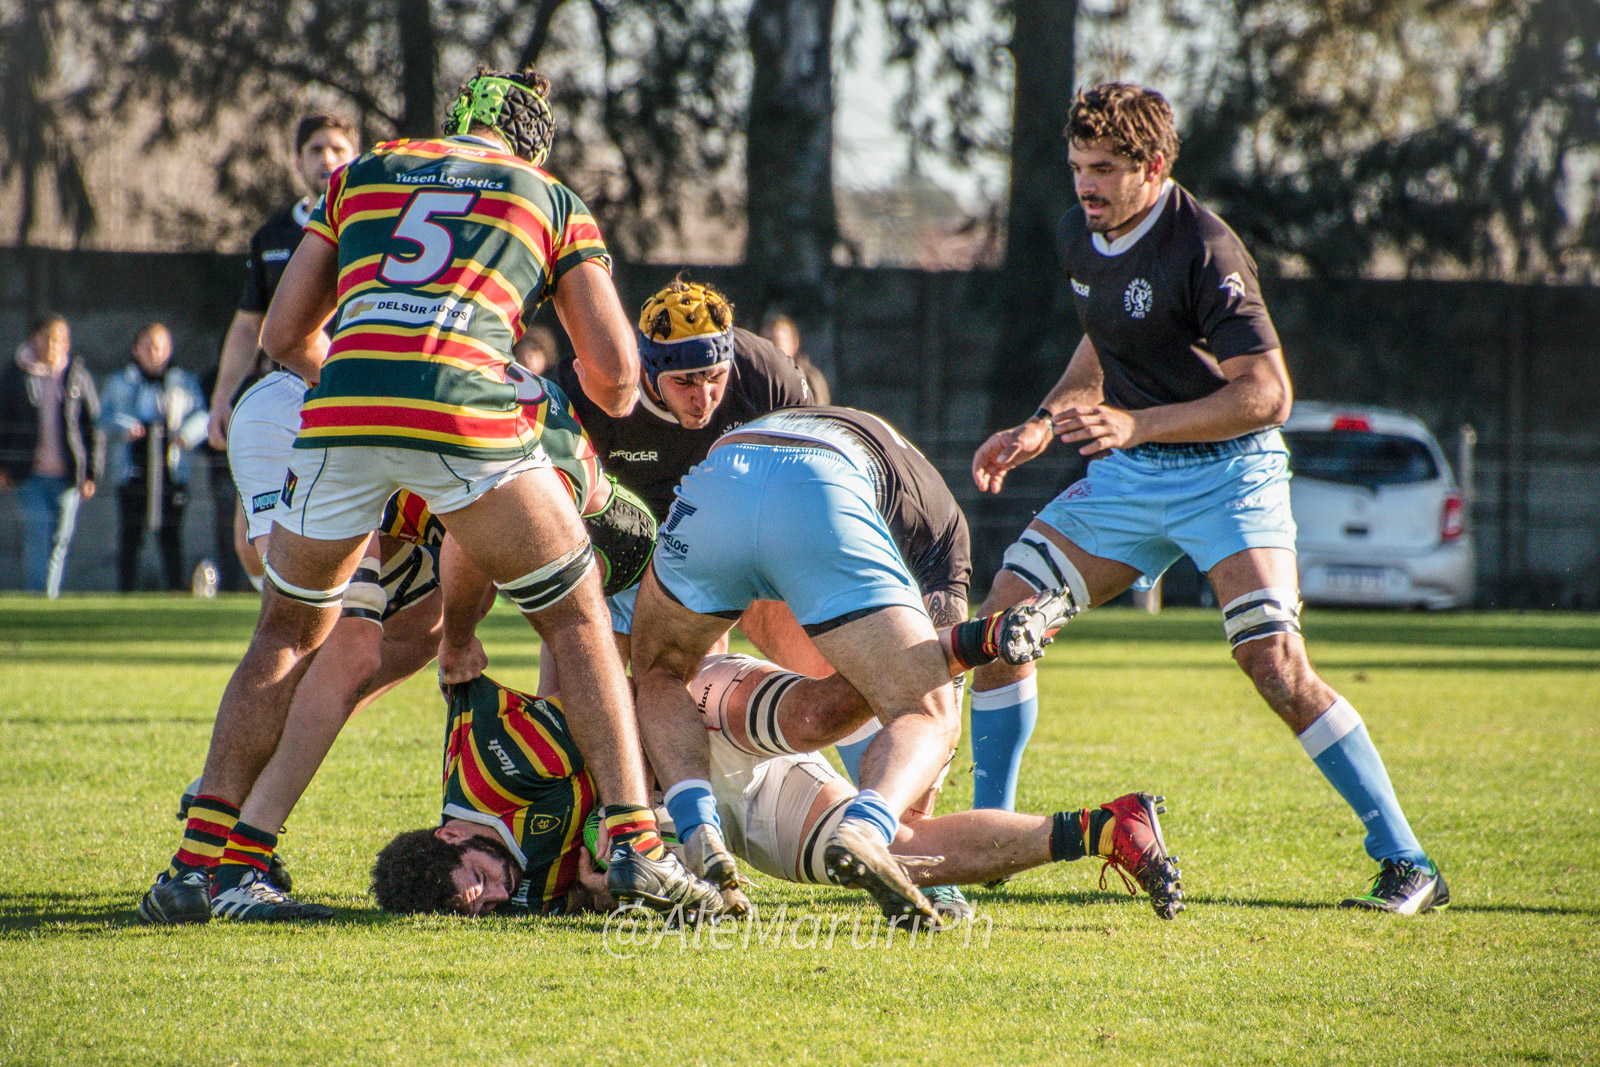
top-left (1283, 402), bottom-right (1475, 609)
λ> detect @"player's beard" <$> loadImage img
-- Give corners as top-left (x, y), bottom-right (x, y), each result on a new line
top-left (1081, 190), bottom-right (1135, 234)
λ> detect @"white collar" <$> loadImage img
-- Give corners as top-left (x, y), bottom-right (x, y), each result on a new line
top-left (1090, 179), bottom-right (1175, 256)
top-left (636, 386), bottom-right (681, 425)
top-left (293, 197), bottom-right (314, 228)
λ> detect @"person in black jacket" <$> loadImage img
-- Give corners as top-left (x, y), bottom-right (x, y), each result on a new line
top-left (0, 314), bottom-right (104, 596)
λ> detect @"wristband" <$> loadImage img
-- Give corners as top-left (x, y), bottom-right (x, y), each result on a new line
top-left (1031, 407), bottom-right (1056, 427)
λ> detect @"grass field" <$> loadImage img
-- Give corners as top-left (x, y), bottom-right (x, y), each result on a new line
top-left (1, 597), bottom-right (1597, 1066)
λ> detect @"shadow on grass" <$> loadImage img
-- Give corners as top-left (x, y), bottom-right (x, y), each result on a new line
top-left (0, 891), bottom-right (393, 934)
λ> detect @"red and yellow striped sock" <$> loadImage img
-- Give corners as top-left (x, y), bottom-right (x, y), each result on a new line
top-left (212, 821), bottom-right (277, 891)
top-left (168, 795), bottom-right (239, 877)
top-left (603, 805), bottom-right (667, 860)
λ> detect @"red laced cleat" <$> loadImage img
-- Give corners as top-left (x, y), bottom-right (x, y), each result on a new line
top-left (1094, 792), bottom-right (1185, 920)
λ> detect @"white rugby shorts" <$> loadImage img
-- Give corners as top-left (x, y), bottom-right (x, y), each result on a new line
top-left (706, 726), bottom-right (853, 885)
top-left (228, 371), bottom-right (306, 541)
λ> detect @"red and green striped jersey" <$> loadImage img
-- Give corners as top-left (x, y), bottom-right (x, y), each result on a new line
top-left (376, 374), bottom-right (600, 544)
top-left (441, 675), bottom-right (596, 911)
top-left (298, 135), bottom-right (612, 459)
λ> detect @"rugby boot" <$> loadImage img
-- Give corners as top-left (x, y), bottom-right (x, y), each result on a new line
top-left (1340, 859), bottom-right (1450, 915)
top-left (680, 824), bottom-right (751, 917)
top-left (136, 869), bottom-right (213, 926)
top-left (210, 869), bottom-right (334, 922)
top-left (922, 883), bottom-right (975, 923)
top-left (996, 587), bottom-right (1080, 665)
top-left (606, 843), bottom-right (725, 921)
top-left (824, 819), bottom-right (943, 929)
top-left (1095, 792), bottom-right (1185, 920)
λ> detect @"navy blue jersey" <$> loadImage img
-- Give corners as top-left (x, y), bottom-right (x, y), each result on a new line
top-left (1057, 181), bottom-right (1279, 412)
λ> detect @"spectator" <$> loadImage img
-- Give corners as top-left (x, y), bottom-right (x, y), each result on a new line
top-left (513, 323), bottom-right (559, 376)
top-left (0, 314), bottom-right (103, 597)
top-left (101, 323), bottom-right (209, 591)
top-left (759, 310), bottom-right (830, 405)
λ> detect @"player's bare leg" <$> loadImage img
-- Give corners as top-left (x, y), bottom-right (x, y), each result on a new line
top-left (1208, 546), bottom-right (1443, 912)
top-left (441, 470), bottom-right (723, 917)
top-left (969, 522), bottom-right (1138, 811)
top-left (629, 568), bottom-right (747, 911)
top-left (737, 599), bottom-right (835, 676)
top-left (438, 466), bottom-right (649, 809)
top-left (138, 526), bottom-right (366, 925)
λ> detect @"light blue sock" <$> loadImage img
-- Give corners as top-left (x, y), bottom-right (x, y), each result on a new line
top-left (662, 779), bottom-right (720, 842)
top-left (1299, 697), bottom-right (1427, 865)
top-left (969, 675), bottom-right (1038, 810)
top-left (841, 789), bottom-right (899, 847)
top-left (833, 721), bottom-right (881, 786)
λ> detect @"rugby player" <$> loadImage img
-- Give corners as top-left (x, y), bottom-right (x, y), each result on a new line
top-left (969, 83), bottom-right (1447, 915)
top-left (155, 366), bottom-right (635, 922)
top-left (629, 406), bottom-right (1054, 927)
top-left (372, 662), bottom-right (1180, 920)
top-left (137, 68), bottom-right (721, 927)
top-left (206, 115), bottom-right (360, 586)
top-left (553, 278), bottom-right (812, 661)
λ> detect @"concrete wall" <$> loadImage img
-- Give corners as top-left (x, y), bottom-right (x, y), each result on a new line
top-left (3, 247), bottom-right (1596, 605)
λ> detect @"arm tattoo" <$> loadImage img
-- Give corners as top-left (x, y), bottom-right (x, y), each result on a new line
top-left (923, 590), bottom-right (968, 630)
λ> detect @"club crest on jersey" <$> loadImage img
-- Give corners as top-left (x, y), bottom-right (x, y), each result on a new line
top-left (280, 470), bottom-right (298, 508)
top-left (528, 813), bottom-right (561, 834)
top-left (1124, 278), bottom-right (1154, 319)
top-left (1220, 271), bottom-right (1246, 300)
top-left (339, 294), bottom-right (475, 331)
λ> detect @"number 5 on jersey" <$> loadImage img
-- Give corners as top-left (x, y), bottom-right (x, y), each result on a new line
top-left (379, 191), bottom-right (478, 285)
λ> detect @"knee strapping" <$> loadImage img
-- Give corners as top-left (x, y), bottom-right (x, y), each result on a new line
top-left (694, 653), bottom-right (762, 733)
top-left (496, 543), bottom-right (595, 614)
top-left (340, 557), bottom-right (386, 624)
top-left (1222, 586), bottom-right (1302, 648)
top-left (742, 670), bottom-right (805, 756)
top-left (1001, 534), bottom-right (1090, 611)
top-left (263, 559), bottom-right (348, 609)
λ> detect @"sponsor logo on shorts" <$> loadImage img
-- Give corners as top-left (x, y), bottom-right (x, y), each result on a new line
top-left (1227, 493), bottom-right (1271, 511)
top-left (280, 470), bottom-right (298, 508)
top-left (1071, 278), bottom-right (1090, 298)
top-left (610, 449), bottom-right (659, 463)
top-left (659, 533), bottom-right (689, 559)
top-left (263, 248), bottom-right (293, 263)
top-left (339, 294), bottom-right (475, 331)
top-left (250, 490), bottom-right (279, 514)
top-left (1220, 271), bottom-right (1246, 300)
top-left (662, 500), bottom-right (696, 534)
top-left (1124, 278), bottom-right (1153, 319)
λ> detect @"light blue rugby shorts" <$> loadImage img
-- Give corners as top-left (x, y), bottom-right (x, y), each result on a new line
top-left (1034, 429), bottom-right (1297, 583)
top-left (650, 442), bottom-right (927, 631)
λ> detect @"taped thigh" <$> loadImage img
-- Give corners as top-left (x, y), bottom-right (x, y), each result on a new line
top-left (1000, 533), bottom-right (1090, 611)
top-left (377, 542), bottom-right (439, 620)
top-left (695, 654), bottom-right (806, 758)
top-left (760, 756), bottom-right (851, 884)
top-left (1221, 586), bottom-right (1302, 648)
top-left (263, 558), bottom-right (349, 609)
top-left (495, 543), bottom-right (595, 614)
top-left (340, 556), bottom-right (386, 625)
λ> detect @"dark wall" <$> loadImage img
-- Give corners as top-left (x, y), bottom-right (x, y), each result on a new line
top-left (3, 247), bottom-right (1596, 605)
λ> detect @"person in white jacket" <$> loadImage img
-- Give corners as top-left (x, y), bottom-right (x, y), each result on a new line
top-left (100, 323), bottom-right (209, 591)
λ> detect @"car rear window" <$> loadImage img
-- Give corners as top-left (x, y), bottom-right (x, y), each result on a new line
top-left (1283, 430), bottom-right (1440, 487)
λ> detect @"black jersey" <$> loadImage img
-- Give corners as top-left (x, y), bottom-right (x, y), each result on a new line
top-left (557, 326), bottom-right (811, 519)
top-left (732, 406), bottom-right (972, 601)
top-left (1057, 181), bottom-right (1279, 412)
top-left (239, 199), bottom-right (315, 314)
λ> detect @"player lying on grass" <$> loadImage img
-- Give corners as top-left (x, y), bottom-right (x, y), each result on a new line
top-left (371, 661), bottom-right (1181, 920)
top-left (148, 370), bottom-right (656, 923)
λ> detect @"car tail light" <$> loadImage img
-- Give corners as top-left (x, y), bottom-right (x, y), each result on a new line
top-left (1441, 492), bottom-right (1465, 541)
top-left (1332, 415), bottom-right (1372, 432)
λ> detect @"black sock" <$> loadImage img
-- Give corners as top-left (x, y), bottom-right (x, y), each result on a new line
top-left (1050, 811), bottom-right (1087, 862)
top-left (952, 615), bottom-right (1002, 670)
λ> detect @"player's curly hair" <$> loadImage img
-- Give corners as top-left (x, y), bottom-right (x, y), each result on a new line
top-left (1066, 83), bottom-right (1180, 175)
top-left (371, 828), bottom-right (518, 914)
top-left (443, 67), bottom-right (555, 166)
